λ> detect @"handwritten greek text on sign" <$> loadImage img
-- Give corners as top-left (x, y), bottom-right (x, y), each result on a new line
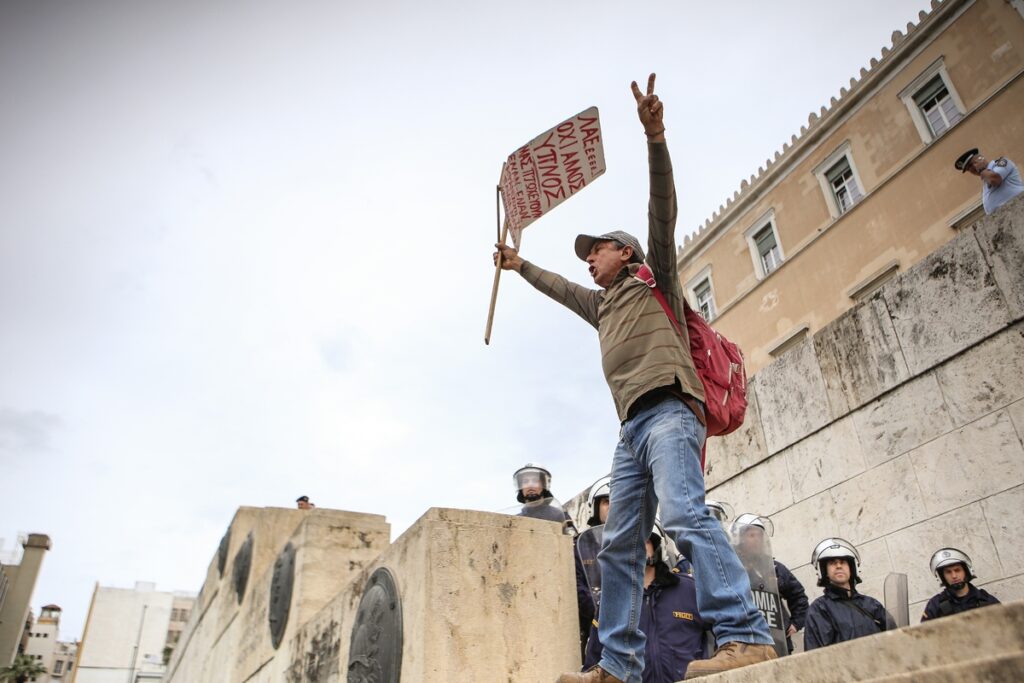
top-left (499, 107), bottom-right (606, 248)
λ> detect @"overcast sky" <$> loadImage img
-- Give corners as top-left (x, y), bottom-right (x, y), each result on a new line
top-left (0, 0), bottom-right (933, 640)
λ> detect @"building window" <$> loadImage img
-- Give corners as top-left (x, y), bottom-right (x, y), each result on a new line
top-left (744, 210), bottom-right (785, 279)
top-left (913, 75), bottom-right (962, 136)
top-left (814, 142), bottom-right (866, 219)
top-left (899, 58), bottom-right (966, 143)
top-left (847, 261), bottom-right (900, 302)
top-left (54, 661), bottom-right (64, 674)
top-left (826, 157), bottom-right (862, 214)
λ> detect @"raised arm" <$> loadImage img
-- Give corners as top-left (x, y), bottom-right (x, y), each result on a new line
top-left (631, 74), bottom-right (681, 301)
top-left (494, 242), bottom-right (601, 328)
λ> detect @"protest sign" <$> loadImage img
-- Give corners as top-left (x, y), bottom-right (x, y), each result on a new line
top-left (498, 107), bottom-right (606, 248)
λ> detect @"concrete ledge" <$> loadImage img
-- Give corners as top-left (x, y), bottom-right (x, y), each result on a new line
top-left (697, 600), bottom-right (1023, 682)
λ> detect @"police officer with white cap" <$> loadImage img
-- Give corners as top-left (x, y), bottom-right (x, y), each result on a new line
top-left (955, 148), bottom-right (1024, 214)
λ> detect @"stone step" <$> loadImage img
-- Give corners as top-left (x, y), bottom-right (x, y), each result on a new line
top-left (694, 599), bottom-right (1023, 682)
top-left (861, 652), bottom-right (1024, 682)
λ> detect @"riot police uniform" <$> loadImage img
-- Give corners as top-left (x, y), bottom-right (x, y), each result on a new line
top-left (921, 548), bottom-right (1000, 621)
top-left (804, 538), bottom-right (890, 651)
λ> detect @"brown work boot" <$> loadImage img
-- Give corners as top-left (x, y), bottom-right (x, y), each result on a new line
top-left (681, 642), bottom-right (777, 679)
top-left (556, 665), bottom-right (624, 683)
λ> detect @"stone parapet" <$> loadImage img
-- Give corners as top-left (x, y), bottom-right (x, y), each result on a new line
top-left (697, 599), bottom-right (1023, 682)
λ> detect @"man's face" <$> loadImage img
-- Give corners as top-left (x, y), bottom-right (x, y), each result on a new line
top-left (598, 498), bottom-right (610, 524)
top-left (740, 527), bottom-right (764, 554)
top-left (826, 558), bottom-right (851, 587)
top-left (942, 563), bottom-right (967, 586)
top-left (586, 241), bottom-right (631, 288)
top-left (297, 500), bottom-right (311, 510)
top-left (968, 155), bottom-right (988, 175)
top-left (519, 473), bottom-right (544, 500)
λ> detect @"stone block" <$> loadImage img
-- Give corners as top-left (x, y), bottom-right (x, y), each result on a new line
top-left (854, 537), bottom-right (894, 603)
top-left (974, 193), bottom-right (1024, 319)
top-left (753, 341), bottom-right (832, 454)
top-left (784, 415), bottom-right (867, 502)
top-left (882, 232), bottom-right (1010, 375)
top-left (909, 410), bottom-right (1024, 517)
top-left (1010, 398), bottom-right (1024, 447)
top-left (851, 372), bottom-right (954, 467)
top-left (883, 503), bottom-right (1001, 605)
top-left (281, 509), bottom-right (580, 683)
top-left (768, 491), bottom-right (840, 572)
top-left (830, 456), bottom-right (928, 545)
top-left (981, 484), bottom-right (1024, 577)
top-left (705, 380), bottom-right (770, 488)
top-left (979, 574), bottom-right (1024, 605)
top-left (232, 511), bottom-right (390, 682)
top-left (690, 601), bottom-right (1024, 683)
top-left (933, 323), bottom-right (1024, 427)
top-left (707, 453), bottom-right (794, 518)
top-left (814, 294), bottom-right (910, 416)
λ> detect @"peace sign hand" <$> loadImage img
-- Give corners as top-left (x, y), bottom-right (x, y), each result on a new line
top-left (631, 73), bottom-right (665, 139)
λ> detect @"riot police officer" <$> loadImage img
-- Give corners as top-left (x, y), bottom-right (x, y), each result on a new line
top-left (512, 463), bottom-right (572, 527)
top-left (731, 514), bottom-right (808, 654)
top-left (804, 537), bottom-right (892, 651)
top-left (921, 548), bottom-right (1000, 621)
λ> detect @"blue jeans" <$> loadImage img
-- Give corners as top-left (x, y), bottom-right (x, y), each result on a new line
top-left (596, 396), bottom-right (771, 682)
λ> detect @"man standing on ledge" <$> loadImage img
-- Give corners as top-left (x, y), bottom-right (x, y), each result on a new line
top-left (493, 74), bottom-right (775, 682)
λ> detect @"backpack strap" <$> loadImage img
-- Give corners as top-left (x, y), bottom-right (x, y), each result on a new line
top-left (633, 264), bottom-right (684, 337)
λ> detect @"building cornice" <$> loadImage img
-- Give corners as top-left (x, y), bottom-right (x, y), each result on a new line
top-left (677, 0), bottom-right (970, 265)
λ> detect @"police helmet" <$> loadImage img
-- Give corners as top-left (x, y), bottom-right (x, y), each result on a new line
top-left (586, 475), bottom-right (611, 527)
top-left (513, 463), bottom-right (553, 503)
top-left (731, 513), bottom-right (775, 538)
top-left (929, 547), bottom-right (975, 586)
top-left (705, 499), bottom-right (734, 523)
top-left (811, 537), bottom-right (862, 587)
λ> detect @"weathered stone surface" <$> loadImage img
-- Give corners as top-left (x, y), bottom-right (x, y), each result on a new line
top-left (831, 456), bottom-right (928, 545)
top-left (280, 508), bottom-right (580, 683)
top-left (769, 491), bottom-right (840, 571)
top-left (974, 192), bottom-right (1024, 319)
top-left (784, 416), bottom-right (867, 502)
top-left (707, 453), bottom-right (793, 517)
top-left (909, 410), bottom-right (1024, 517)
top-left (814, 294), bottom-right (910, 416)
top-left (693, 600), bottom-right (1024, 683)
top-left (979, 574), bottom-right (1024, 605)
top-left (981, 484), bottom-right (1024, 577)
top-left (855, 537), bottom-right (895, 604)
top-left (165, 507), bottom-right (390, 683)
top-left (852, 372), bottom-right (953, 467)
top-left (933, 323), bottom-right (1024, 427)
top-left (883, 503), bottom-right (1001, 605)
top-left (705, 380), bottom-right (770, 489)
top-left (1010, 398), bottom-right (1024, 448)
top-left (882, 232), bottom-right (1010, 375)
top-left (754, 341), bottom-right (832, 454)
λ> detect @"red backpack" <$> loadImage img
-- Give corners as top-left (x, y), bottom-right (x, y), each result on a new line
top-left (634, 265), bottom-right (748, 463)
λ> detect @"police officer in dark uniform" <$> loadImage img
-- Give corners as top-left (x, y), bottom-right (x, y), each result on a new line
top-left (584, 529), bottom-right (706, 682)
top-left (804, 537), bottom-right (893, 651)
top-left (921, 548), bottom-right (1000, 621)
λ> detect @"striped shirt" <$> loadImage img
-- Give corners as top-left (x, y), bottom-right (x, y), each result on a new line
top-left (520, 142), bottom-right (704, 422)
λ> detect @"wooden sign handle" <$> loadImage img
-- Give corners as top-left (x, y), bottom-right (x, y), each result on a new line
top-left (484, 218), bottom-right (509, 345)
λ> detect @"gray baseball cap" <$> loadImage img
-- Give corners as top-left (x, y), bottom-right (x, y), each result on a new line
top-left (574, 230), bottom-right (645, 263)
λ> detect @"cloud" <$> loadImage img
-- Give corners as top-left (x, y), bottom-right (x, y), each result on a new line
top-left (0, 408), bottom-right (63, 458)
